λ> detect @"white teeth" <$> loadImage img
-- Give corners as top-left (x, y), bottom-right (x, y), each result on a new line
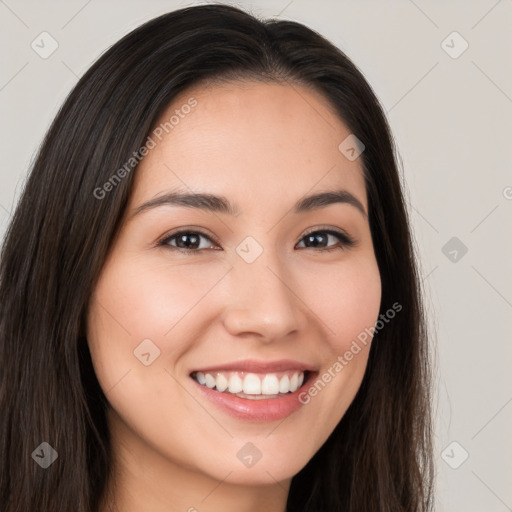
top-left (193, 370), bottom-right (306, 396)
top-left (290, 372), bottom-right (299, 392)
top-left (242, 373), bottom-right (261, 394)
top-left (215, 373), bottom-right (228, 392)
top-left (261, 374), bottom-right (280, 395)
top-left (228, 374), bottom-right (243, 393)
top-left (279, 375), bottom-right (290, 393)
top-left (205, 373), bottom-right (216, 388)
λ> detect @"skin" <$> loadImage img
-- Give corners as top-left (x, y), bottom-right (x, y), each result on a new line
top-left (87, 80), bottom-right (382, 512)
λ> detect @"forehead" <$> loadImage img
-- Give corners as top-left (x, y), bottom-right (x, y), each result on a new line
top-left (130, 80), bottom-right (367, 212)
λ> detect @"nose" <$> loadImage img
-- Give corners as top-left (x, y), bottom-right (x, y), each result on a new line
top-left (221, 253), bottom-right (308, 342)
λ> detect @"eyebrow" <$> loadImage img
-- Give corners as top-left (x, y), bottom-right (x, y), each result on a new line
top-left (132, 188), bottom-right (367, 219)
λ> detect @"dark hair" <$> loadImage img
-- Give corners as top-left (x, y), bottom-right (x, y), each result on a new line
top-left (0, 4), bottom-right (434, 511)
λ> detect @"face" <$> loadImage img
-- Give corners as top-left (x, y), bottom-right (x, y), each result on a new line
top-left (87, 80), bottom-right (381, 488)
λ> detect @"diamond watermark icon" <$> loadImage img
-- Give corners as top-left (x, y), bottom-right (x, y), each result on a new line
top-left (441, 31), bottom-right (469, 59)
top-left (32, 442), bottom-right (58, 469)
top-left (236, 236), bottom-right (263, 263)
top-left (442, 236), bottom-right (468, 263)
top-left (31, 31), bottom-right (59, 59)
top-left (338, 134), bottom-right (365, 161)
top-left (134, 338), bottom-right (161, 366)
top-left (237, 442), bottom-right (263, 468)
top-left (441, 441), bottom-right (469, 469)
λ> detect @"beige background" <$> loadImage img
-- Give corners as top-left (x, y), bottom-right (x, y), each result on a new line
top-left (1, 0), bottom-right (511, 510)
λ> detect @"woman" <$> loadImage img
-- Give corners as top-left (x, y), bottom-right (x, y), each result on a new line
top-left (0, 4), bottom-right (435, 511)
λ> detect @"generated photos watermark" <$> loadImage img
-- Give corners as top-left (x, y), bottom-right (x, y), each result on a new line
top-left (93, 97), bottom-right (197, 200)
top-left (298, 301), bottom-right (402, 404)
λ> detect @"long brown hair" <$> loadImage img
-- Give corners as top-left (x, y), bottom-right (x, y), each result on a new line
top-left (0, 5), bottom-right (435, 511)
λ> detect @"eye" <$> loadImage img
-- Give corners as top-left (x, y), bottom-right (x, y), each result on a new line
top-left (158, 227), bottom-right (356, 254)
top-left (296, 228), bottom-right (356, 252)
top-left (158, 230), bottom-right (219, 254)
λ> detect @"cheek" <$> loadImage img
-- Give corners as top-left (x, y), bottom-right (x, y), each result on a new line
top-left (85, 258), bottom-right (216, 449)
top-left (88, 255), bottom-right (227, 351)
top-left (300, 255), bottom-right (382, 352)
top-left (285, 256), bottom-right (381, 456)
top-left (85, 254), bottom-right (232, 403)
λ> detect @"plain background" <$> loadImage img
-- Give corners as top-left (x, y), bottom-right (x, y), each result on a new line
top-left (0, 0), bottom-right (511, 510)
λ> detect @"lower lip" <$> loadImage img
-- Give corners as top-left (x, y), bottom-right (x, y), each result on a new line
top-left (191, 373), bottom-right (316, 422)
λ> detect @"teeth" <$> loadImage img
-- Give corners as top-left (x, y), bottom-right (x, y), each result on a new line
top-left (193, 370), bottom-right (306, 396)
top-left (290, 372), bottom-right (298, 392)
top-left (205, 373), bottom-right (216, 389)
top-left (261, 374), bottom-right (280, 395)
top-left (228, 374), bottom-right (243, 393)
top-left (279, 375), bottom-right (290, 393)
top-left (215, 373), bottom-right (228, 392)
top-left (242, 373), bottom-right (261, 395)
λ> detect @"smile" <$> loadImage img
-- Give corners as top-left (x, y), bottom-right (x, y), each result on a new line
top-left (191, 370), bottom-right (306, 398)
top-left (189, 360), bottom-right (317, 422)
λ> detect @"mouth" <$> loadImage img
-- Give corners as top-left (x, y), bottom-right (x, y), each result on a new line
top-left (190, 369), bottom-right (310, 399)
top-left (189, 360), bottom-right (318, 422)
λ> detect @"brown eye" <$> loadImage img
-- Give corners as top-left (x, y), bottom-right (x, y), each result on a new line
top-left (296, 229), bottom-right (355, 252)
top-left (159, 228), bottom-right (356, 255)
top-left (159, 230), bottom-right (218, 253)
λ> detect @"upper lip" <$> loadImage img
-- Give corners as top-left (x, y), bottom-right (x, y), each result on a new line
top-left (190, 359), bottom-right (317, 374)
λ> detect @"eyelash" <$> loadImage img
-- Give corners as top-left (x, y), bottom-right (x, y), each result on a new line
top-left (157, 227), bottom-right (356, 255)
